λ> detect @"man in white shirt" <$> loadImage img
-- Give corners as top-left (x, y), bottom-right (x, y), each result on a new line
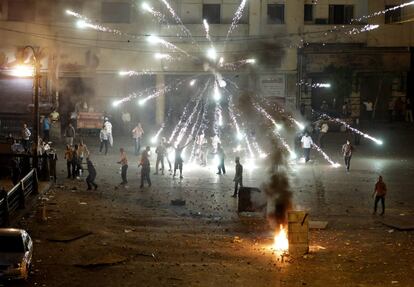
top-left (132, 123), bottom-right (144, 155)
top-left (103, 118), bottom-right (113, 146)
top-left (301, 132), bottom-right (313, 163)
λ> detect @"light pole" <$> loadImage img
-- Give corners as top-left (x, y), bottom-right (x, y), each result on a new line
top-left (23, 46), bottom-right (41, 170)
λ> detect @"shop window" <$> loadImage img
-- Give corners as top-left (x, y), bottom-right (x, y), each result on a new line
top-left (203, 4), bottom-right (220, 24)
top-left (328, 5), bottom-right (354, 24)
top-left (304, 4), bottom-right (313, 22)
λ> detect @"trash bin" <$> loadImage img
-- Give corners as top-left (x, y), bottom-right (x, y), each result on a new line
top-left (288, 210), bottom-right (309, 256)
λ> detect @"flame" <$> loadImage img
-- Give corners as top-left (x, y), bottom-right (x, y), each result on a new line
top-left (273, 225), bottom-right (289, 253)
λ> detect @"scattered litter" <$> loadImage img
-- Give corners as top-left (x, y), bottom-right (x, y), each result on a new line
top-left (232, 236), bottom-right (242, 243)
top-left (388, 229), bottom-right (394, 233)
top-left (79, 202), bottom-right (87, 205)
top-left (124, 229), bottom-right (133, 233)
top-left (171, 199), bottom-right (186, 206)
top-left (391, 281), bottom-right (399, 284)
top-left (47, 231), bottom-right (92, 243)
top-left (309, 221), bottom-right (328, 229)
top-left (75, 254), bottom-right (127, 268)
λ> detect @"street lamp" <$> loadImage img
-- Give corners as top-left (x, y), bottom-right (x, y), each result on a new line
top-left (18, 46), bottom-right (41, 171)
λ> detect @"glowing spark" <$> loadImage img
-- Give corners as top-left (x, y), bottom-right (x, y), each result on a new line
top-left (352, 2), bottom-right (414, 23)
top-left (154, 53), bottom-right (172, 60)
top-left (273, 225), bottom-right (289, 253)
top-left (317, 112), bottom-right (383, 145)
top-left (213, 83), bottom-right (221, 101)
top-left (297, 81), bottom-right (331, 88)
top-left (190, 79), bottom-right (196, 86)
top-left (245, 58), bottom-right (256, 64)
top-left (141, 2), bottom-right (152, 12)
top-left (312, 143), bottom-right (341, 168)
top-left (147, 35), bottom-right (190, 56)
top-left (118, 70), bottom-right (155, 77)
top-left (67, 10), bottom-right (124, 35)
top-left (207, 47), bottom-right (217, 60)
top-left (348, 24), bottom-right (379, 35)
top-left (150, 125), bottom-right (165, 144)
top-left (226, 0), bottom-right (247, 39)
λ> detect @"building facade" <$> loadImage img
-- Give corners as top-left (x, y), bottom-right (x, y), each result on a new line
top-left (0, 0), bottom-right (412, 126)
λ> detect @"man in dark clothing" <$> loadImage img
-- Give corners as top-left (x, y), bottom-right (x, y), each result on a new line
top-left (139, 146), bottom-right (151, 188)
top-left (353, 118), bottom-right (361, 145)
top-left (216, 143), bottom-right (226, 175)
top-left (372, 175), bottom-right (387, 215)
top-left (173, 140), bottom-right (193, 179)
top-left (232, 157), bottom-right (243, 198)
top-left (86, 157), bottom-right (98, 190)
top-left (49, 151), bottom-right (58, 183)
top-left (342, 140), bottom-right (354, 172)
top-left (117, 148), bottom-right (128, 185)
top-left (154, 139), bottom-right (166, 175)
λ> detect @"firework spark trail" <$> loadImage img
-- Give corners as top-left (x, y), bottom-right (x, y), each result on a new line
top-left (316, 111), bottom-right (383, 145)
top-left (172, 79), bottom-right (210, 146)
top-left (352, 1), bottom-right (414, 23)
top-left (160, 0), bottom-right (198, 46)
top-left (119, 70), bottom-right (155, 77)
top-left (347, 24), bottom-right (379, 35)
top-left (222, 59), bottom-right (255, 71)
top-left (189, 96), bottom-right (210, 162)
top-left (226, 91), bottom-right (243, 139)
top-left (253, 103), bottom-right (297, 159)
top-left (245, 136), bottom-right (255, 158)
top-left (147, 35), bottom-right (191, 57)
top-left (226, 0), bottom-right (247, 40)
top-left (151, 125), bottom-right (165, 143)
top-left (141, 2), bottom-right (168, 24)
top-left (203, 19), bottom-right (214, 48)
top-left (66, 10), bottom-right (130, 37)
top-left (297, 80), bottom-right (331, 88)
top-left (312, 143), bottom-right (340, 167)
top-left (252, 141), bottom-right (268, 158)
top-left (185, 97), bottom-right (205, 146)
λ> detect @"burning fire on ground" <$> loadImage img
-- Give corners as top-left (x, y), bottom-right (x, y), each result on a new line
top-left (272, 225), bottom-right (289, 254)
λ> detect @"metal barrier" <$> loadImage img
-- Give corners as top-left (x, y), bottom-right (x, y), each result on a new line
top-left (0, 169), bottom-right (38, 227)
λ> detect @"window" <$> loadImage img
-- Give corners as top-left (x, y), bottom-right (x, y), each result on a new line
top-left (101, 2), bottom-right (131, 23)
top-left (8, 0), bottom-right (36, 22)
top-left (385, 5), bottom-right (402, 24)
top-left (328, 5), bottom-right (354, 24)
top-left (203, 4), bottom-right (220, 24)
top-left (304, 4), bottom-right (313, 22)
top-left (267, 4), bottom-right (284, 24)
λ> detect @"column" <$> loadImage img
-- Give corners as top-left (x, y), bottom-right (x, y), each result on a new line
top-left (155, 73), bottom-right (165, 125)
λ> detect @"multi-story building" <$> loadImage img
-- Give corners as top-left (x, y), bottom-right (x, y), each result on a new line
top-left (0, 0), bottom-right (412, 126)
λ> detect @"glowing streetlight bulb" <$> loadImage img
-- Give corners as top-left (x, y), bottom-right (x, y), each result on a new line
top-left (207, 47), bottom-right (217, 60)
top-left (9, 65), bottom-right (34, 77)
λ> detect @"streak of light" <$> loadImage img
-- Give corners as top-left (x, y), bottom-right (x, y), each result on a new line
top-left (118, 70), bottom-right (155, 77)
top-left (311, 143), bottom-right (341, 168)
top-left (226, 0), bottom-right (248, 39)
top-left (352, 1), bottom-right (414, 23)
top-left (151, 125), bottom-right (165, 144)
top-left (147, 35), bottom-right (190, 57)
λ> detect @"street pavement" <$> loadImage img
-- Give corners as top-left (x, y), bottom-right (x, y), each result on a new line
top-left (4, 121), bottom-right (414, 287)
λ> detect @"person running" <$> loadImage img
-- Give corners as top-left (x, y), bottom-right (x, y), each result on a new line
top-left (342, 140), bottom-right (354, 172)
top-left (154, 139), bottom-right (166, 175)
top-left (64, 145), bottom-right (74, 179)
top-left (99, 128), bottom-right (109, 155)
top-left (117, 148), bottom-right (128, 185)
top-left (86, 157), bottom-right (98, 190)
top-left (232, 157), bottom-right (243, 198)
top-left (139, 146), bottom-right (152, 188)
top-left (301, 132), bottom-right (313, 163)
top-left (132, 123), bottom-right (144, 156)
top-left (216, 143), bottom-right (226, 175)
top-left (173, 140), bottom-right (193, 179)
top-left (372, 176), bottom-right (387, 215)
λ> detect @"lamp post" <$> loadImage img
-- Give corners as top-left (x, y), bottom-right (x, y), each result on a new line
top-left (23, 46), bottom-right (41, 171)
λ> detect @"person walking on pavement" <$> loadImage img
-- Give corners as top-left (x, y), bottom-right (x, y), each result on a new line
top-left (405, 98), bottom-right (413, 123)
top-left (99, 128), bottom-right (109, 155)
top-left (342, 140), bottom-right (354, 172)
top-left (154, 139), bottom-right (166, 175)
top-left (139, 146), bottom-right (152, 188)
top-left (86, 157), bottom-right (98, 190)
top-left (117, 148), bottom-right (128, 185)
top-left (301, 132), bottom-right (313, 163)
top-left (43, 115), bottom-right (51, 142)
top-left (132, 122), bottom-right (144, 156)
top-left (21, 123), bottom-right (31, 153)
top-left (65, 123), bottom-right (76, 146)
top-left (232, 157), bottom-right (243, 198)
top-left (372, 175), bottom-right (387, 215)
top-left (216, 143), bottom-right (226, 175)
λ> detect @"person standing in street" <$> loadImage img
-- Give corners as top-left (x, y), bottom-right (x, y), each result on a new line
top-left (65, 123), bottom-right (75, 146)
top-left (64, 144), bottom-right (74, 179)
top-left (342, 140), bottom-right (354, 172)
top-left (104, 117), bottom-right (113, 147)
top-left (21, 123), bottom-right (31, 153)
top-left (99, 128), bottom-right (109, 155)
top-left (216, 143), bottom-right (226, 175)
top-left (173, 139), bottom-right (193, 179)
top-left (301, 132), bottom-right (313, 163)
top-left (86, 157), bottom-right (98, 190)
top-left (117, 148), bottom-right (128, 185)
top-left (43, 115), bottom-right (51, 142)
top-left (139, 146), bottom-right (152, 188)
top-left (154, 139), bottom-right (166, 175)
top-left (318, 121), bottom-right (329, 148)
top-left (232, 157), bottom-right (243, 198)
top-left (372, 175), bottom-right (387, 215)
top-left (132, 123), bottom-right (144, 156)
top-left (363, 100), bottom-right (373, 121)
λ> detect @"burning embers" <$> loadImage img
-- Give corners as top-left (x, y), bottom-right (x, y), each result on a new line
top-left (273, 225), bottom-right (289, 254)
